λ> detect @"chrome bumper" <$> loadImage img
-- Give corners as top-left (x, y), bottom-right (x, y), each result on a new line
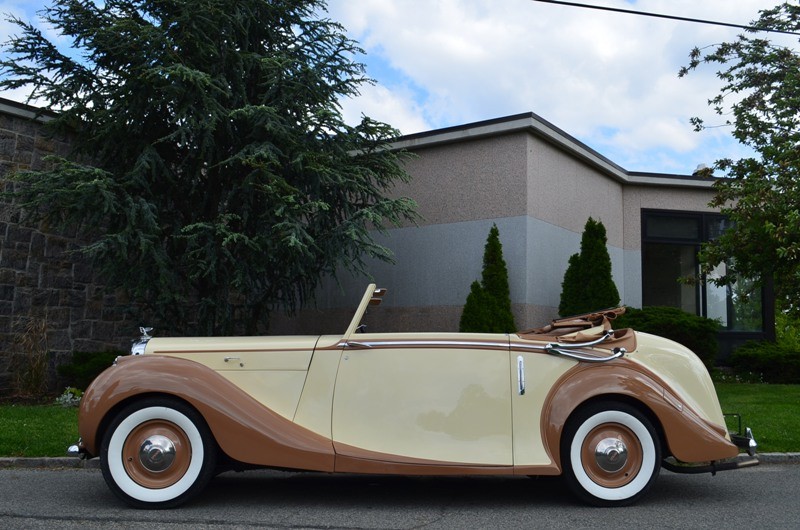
top-left (662, 454), bottom-right (759, 475)
top-left (725, 414), bottom-right (757, 457)
top-left (730, 427), bottom-right (758, 457)
top-left (67, 438), bottom-right (88, 459)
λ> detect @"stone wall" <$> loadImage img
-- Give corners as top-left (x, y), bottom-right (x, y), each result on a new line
top-left (0, 99), bottom-right (133, 396)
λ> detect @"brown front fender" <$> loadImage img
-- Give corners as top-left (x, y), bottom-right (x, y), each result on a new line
top-left (540, 361), bottom-right (739, 469)
top-left (80, 355), bottom-right (334, 471)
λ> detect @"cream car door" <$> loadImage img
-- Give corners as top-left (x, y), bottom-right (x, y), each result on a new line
top-left (331, 334), bottom-right (512, 466)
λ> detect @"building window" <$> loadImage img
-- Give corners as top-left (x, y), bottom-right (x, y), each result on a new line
top-left (641, 210), bottom-right (764, 332)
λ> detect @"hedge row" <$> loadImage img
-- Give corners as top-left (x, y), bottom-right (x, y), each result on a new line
top-left (731, 342), bottom-right (800, 384)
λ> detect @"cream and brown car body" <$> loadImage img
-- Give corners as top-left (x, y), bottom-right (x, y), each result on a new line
top-left (71, 285), bottom-right (757, 508)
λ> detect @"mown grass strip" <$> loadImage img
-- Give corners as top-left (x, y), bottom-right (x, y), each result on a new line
top-left (716, 383), bottom-right (800, 454)
top-left (0, 405), bottom-right (79, 457)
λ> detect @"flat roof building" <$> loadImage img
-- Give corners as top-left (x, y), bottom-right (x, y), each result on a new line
top-left (272, 112), bottom-right (772, 359)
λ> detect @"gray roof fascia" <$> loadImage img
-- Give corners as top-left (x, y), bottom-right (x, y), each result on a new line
top-left (0, 96), bottom-right (55, 123)
top-left (625, 172), bottom-right (715, 188)
top-left (391, 112), bottom-right (715, 190)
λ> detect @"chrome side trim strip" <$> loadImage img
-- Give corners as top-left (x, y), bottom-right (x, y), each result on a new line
top-left (341, 332), bottom-right (625, 363)
top-left (344, 341), bottom-right (373, 349)
top-left (343, 339), bottom-right (511, 350)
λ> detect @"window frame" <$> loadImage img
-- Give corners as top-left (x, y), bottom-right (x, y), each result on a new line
top-left (640, 209), bottom-right (769, 333)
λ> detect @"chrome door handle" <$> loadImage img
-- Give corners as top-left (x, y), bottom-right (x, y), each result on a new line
top-left (517, 355), bottom-right (526, 395)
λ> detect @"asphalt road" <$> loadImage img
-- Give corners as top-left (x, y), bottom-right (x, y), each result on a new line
top-left (0, 464), bottom-right (797, 529)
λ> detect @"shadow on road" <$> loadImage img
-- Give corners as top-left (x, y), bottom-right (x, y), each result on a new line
top-left (204, 471), bottom-right (575, 508)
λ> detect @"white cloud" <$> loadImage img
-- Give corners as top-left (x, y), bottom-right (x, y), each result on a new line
top-left (340, 82), bottom-right (431, 134)
top-left (2, 0), bottom-right (783, 174)
top-left (0, 1), bottom-right (32, 38)
top-left (328, 0), bottom-right (780, 173)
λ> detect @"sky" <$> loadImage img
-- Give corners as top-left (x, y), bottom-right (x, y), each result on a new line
top-left (0, 1), bottom-right (790, 174)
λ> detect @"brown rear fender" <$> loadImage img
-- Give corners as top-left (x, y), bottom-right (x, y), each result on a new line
top-left (541, 361), bottom-right (739, 468)
top-left (80, 355), bottom-right (335, 472)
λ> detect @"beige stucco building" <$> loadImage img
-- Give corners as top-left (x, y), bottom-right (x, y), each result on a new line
top-left (273, 113), bottom-right (771, 357)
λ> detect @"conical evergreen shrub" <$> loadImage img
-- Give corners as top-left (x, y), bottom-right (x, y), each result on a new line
top-left (559, 217), bottom-right (620, 316)
top-left (460, 225), bottom-right (516, 333)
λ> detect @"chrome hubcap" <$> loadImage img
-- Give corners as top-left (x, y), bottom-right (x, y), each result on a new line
top-left (139, 435), bottom-right (176, 472)
top-left (594, 437), bottom-right (628, 472)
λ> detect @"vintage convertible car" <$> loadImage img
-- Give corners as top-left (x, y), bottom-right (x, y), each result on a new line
top-left (68, 284), bottom-right (758, 508)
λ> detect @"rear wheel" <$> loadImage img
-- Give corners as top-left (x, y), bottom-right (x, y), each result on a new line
top-left (561, 401), bottom-right (661, 506)
top-left (101, 398), bottom-right (216, 509)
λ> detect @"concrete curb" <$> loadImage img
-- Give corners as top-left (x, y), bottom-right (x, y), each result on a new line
top-left (0, 457), bottom-right (100, 469)
top-left (1, 454), bottom-right (798, 470)
top-left (755, 453), bottom-right (800, 464)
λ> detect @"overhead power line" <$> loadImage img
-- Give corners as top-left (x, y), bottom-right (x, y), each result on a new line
top-left (530, 0), bottom-right (800, 37)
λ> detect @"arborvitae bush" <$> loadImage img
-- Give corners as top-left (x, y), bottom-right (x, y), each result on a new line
top-left (460, 225), bottom-right (516, 333)
top-left (614, 307), bottom-right (720, 369)
top-left (559, 218), bottom-right (620, 316)
top-left (459, 281), bottom-right (492, 332)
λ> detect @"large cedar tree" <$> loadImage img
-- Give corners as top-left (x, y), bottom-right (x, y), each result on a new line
top-left (0, 0), bottom-right (417, 335)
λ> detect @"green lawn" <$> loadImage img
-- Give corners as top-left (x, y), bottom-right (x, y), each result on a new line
top-left (715, 383), bottom-right (800, 454)
top-left (0, 384), bottom-right (797, 457)
top-left (0, 404), bottom-right (79, 457)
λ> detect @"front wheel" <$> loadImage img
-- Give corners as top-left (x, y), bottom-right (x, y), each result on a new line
top-left (100, 398), bottom-right (217, 509)
top-left (561, 402), bottom-right (661, 507)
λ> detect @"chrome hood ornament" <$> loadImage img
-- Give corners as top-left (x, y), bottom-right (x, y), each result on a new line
top-left (131, 327), bottom-right (154, 355)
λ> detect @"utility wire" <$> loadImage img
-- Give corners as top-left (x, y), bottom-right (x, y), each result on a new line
top-left (530, 0), bottom-right (800, 37)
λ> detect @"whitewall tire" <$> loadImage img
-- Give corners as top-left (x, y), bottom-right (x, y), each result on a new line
top-left (562, 402), bottom-right (661, 506)
top-left (100, 398), bottom-right (216, 509)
